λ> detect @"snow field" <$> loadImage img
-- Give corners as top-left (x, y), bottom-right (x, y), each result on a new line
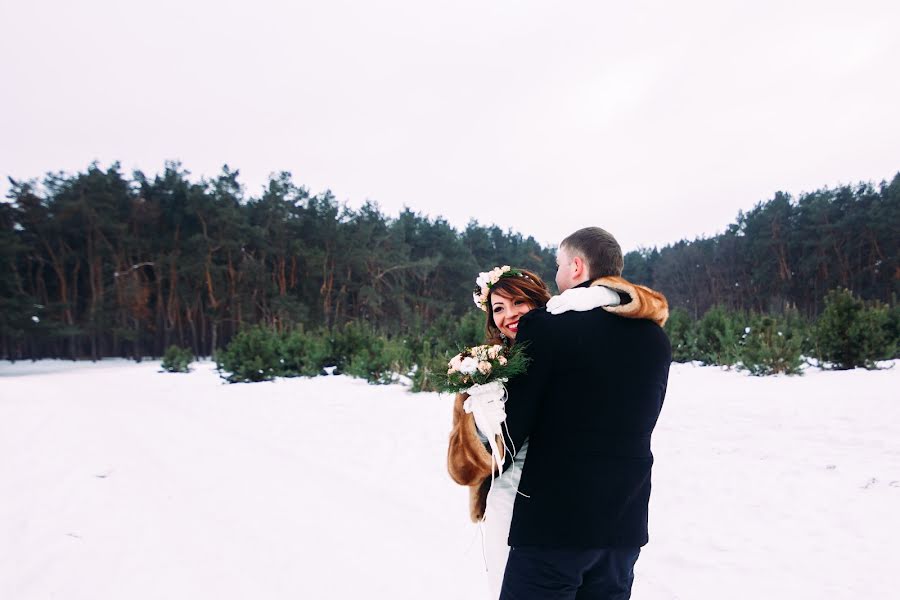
top-left (0, 360), bottom-right (897, 599)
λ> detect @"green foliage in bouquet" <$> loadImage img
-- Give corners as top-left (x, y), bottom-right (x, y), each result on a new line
top-left (161, 345), bottom-right (193, 373)
top-left (435, 343), bottom-right (530, 394)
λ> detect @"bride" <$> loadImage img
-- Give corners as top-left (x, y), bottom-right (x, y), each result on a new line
top-left (447, 267), bottom-right (668, 599)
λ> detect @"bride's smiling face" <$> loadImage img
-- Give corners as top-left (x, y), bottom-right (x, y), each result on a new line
top-left (490, 291), bottom-right (534, 340)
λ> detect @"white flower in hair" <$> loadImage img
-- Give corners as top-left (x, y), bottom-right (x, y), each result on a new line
top-left (471, 266), bottom-right (526, 311)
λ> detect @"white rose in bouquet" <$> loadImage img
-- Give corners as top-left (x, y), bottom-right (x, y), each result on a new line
top-left (458, 357), bottom-right (479, 375)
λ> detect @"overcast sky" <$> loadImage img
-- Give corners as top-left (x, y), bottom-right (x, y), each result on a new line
top-left (2, 0), bottom-right (898, 251)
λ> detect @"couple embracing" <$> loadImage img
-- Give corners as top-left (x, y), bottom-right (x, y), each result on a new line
top-left (448, 227), bottom-right (672, 600)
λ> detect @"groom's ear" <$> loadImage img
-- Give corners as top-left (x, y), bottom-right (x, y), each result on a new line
top-left (572, 256), bottom-right (587, 279)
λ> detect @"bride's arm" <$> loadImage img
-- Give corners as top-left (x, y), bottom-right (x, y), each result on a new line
top-left (593, 276), bottom-right (669, 327)
top-left (447, 392), bottom-right (495, 487)
top-left (447, 392), bottom-right (495, 522)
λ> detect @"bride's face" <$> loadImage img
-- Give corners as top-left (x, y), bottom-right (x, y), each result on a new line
top-left (491, 291), bottom-right (534, 340)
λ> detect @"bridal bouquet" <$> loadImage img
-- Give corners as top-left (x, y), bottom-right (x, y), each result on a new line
top-left (439, 344), bottom-right (529, 475)
top-left (439, 343), bottom-right (529, 393)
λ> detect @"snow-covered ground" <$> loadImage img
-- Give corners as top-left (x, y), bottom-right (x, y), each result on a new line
top-left (1, 360), bottom-right (897, 599)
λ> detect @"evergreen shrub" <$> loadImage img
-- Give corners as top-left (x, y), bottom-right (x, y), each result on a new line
top-left (694, 306), bottom-right (742, 366)
top-left (161, 345), bottom-right (193, 373)
top-left (815, 289), bottom-right (893, 369)
top-left (345, 333), bottom-right (412, 385)
top-left (885, 303), bottom-right (900, 359)
top-left (325, 322), bottom-right (376, 373)
top-left (451, 311), bottom-right (485, 349)
top-left (664, 308), bottom-right (697, 363)
top-left (410, 340), bottom-right (449, 392)
top-left (279, 329), bottom-right (330, 377)
top-left (325, 322), bottom-right (412, 384)
top-left (216, 326), bottom-right (282, 382)
top-left (409, 312), bottom-right (484, 392)
top-left (737, 314), bottom-right (805, 376)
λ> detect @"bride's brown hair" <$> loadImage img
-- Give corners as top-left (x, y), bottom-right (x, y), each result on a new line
top-left (484, 269), bottom-right (552, 344)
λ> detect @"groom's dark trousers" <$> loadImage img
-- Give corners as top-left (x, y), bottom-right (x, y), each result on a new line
top-left (500, 546), bottom-right (640, 600)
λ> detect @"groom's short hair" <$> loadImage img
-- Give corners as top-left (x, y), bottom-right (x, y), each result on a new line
top-left (561, 227), bottom-right (624, 279)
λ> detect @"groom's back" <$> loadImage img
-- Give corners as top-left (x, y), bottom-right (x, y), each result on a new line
top-left (507, 305), bottom-right (671, 548)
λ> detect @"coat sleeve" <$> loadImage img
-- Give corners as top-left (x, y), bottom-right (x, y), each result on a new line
top-left (500, 311), bottom-right (555, 471)
top-left (594, 276), bottom-right (669, 327)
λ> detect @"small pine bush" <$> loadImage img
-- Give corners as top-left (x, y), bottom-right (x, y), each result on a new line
top-left (161, 345), bottom-right (193, 373)
top-left (885, 303), bottom-right (900, 359)
top-left (406, 313), bottom-right (483, 392)
top-left (694, 306), bottom-right (742, 366)
top-left (410, 340), bottom-right (448, 392)
top-left (737, 314), bottom-right (805, 376)
top-left (216, 326), bottom-right (282, 383)
top-left (816, 288), bottom-right (893, 369)
top-left (345, 333), bottom-right (412, 385)
top-left (279, 329), bottom-right (330, 377)
top-left (326, 322), bottom-right (377, 373)
top-left (664, 308), bottom-right (697, 363)
top-left (450, 311), bottom-right (485, 349)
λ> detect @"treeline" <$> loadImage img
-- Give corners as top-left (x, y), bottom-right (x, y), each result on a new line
top-left (623, 175), bottom-right (900, 318)
top-left (2, 162), bottom-right (898, 368)
top-left (0, 162), bottom-right (555, 360)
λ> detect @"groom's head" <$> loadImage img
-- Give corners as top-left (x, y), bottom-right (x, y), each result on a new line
top-left (555, 227), bottom-right (623, 292)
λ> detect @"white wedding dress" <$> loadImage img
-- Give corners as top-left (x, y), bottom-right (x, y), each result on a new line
top-left (483, 439), bottom-right (528, 599)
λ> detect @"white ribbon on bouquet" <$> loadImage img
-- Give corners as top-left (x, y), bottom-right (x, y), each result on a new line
top-left (462, 379), bottom-right (512, 477)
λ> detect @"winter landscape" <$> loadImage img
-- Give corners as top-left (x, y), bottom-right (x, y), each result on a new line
top-left (1, 359), bottom-right (897, 600)
top-left (4, 0), bottom-right (899, 597)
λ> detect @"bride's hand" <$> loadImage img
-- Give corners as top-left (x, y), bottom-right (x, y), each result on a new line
top-left (463, 381), bottom-right (509, 474)
top-left (546, 285), bottom-right (620, 314)
top-left (463, 381), bottom-right (507, 439)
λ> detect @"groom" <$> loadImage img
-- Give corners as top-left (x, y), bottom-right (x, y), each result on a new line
top-left (499, 227), bottom-right (671, 600)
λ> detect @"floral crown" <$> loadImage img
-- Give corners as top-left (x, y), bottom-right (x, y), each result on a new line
top-left (472, 265), bottom-right (527, 311)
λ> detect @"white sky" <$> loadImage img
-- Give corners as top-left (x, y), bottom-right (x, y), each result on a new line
top-left (2, 0), bottom-right (898, 251)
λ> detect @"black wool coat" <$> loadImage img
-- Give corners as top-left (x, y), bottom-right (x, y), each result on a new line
top-left (502, 283), bottom-right (671, 548)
